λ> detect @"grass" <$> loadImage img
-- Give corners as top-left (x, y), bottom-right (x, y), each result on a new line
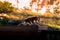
top-left (42, 23), bottom-right (60, 29)
top-left (47, 24), bottom-right (60, 29)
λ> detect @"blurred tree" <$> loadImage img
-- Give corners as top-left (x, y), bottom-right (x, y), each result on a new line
top-left (0, 1), bottom-right (14, 13)
top-left (54, 7), bottom-right (60, 17)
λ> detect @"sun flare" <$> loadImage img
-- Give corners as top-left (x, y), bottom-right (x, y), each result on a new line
top-left (0, 0), bottom-right (60, 15)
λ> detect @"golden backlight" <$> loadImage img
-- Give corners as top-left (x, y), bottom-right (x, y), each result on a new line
top-left (0, 0), bottom-right (31, 9)
top-left (0, 0), bottom-right (60, 15)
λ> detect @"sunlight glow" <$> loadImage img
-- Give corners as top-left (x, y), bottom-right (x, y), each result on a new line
top-left (0, 0), bottom-right (31, 9)
top-left (18, 0), bottom-right (31, 9)
top-left (0, 0), bottom-right (60, 15)
top-left (38, 6), bottom-right (47, 14)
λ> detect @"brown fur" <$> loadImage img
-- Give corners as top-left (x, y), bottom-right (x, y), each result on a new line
top-left (24, 17), bottom-right (40, 23)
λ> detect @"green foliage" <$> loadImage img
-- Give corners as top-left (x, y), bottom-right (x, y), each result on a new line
top-left (48, 26), bottom-right (59, 31)
top-left (0, 16), bottom-right (22, 26)
top-left (0, 17), bottom-right (9, 26)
